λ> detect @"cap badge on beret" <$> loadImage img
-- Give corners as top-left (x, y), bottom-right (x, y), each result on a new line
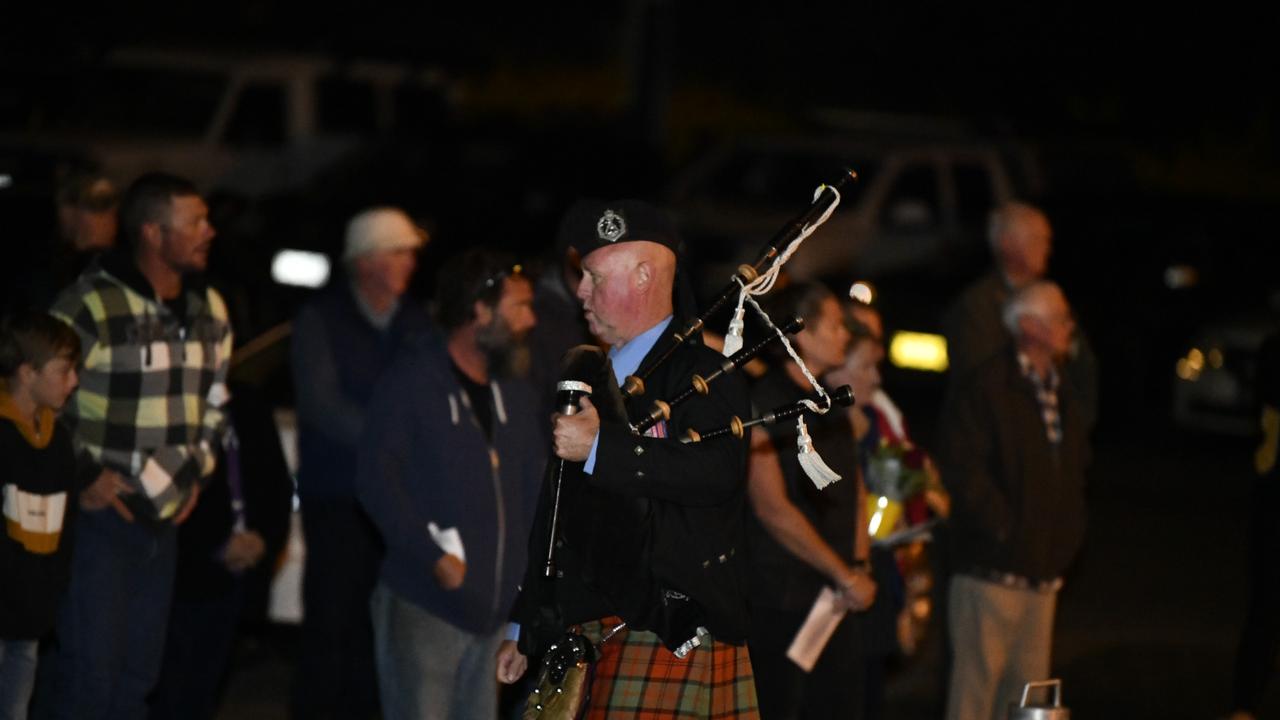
top-left (596, 209), bottom-right (627, 243)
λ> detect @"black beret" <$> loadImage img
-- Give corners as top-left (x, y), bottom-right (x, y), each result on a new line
top-left (557, 199), bottom-right (682, 260)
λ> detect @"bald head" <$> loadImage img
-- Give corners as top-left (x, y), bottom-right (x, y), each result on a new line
top-left (989, 202), bottom-right (1052, 287)
top-left (576, 240), bottom-right (676, 346)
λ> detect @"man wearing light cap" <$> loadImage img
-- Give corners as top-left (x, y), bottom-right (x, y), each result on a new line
top-left (290, 207), bottom-right (433, 720)
top-left (498, 200), bottom-right (760, 717)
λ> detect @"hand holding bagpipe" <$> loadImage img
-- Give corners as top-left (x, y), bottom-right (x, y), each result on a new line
top-left (681, 385), bottom-right (856, 444)
top-left (631, 316), bottom-right (805, 435)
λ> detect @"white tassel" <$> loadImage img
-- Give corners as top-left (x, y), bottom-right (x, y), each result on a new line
top-left (722, 305), bottom-right (746, 357)
top-left (795, 416), bottom-right (841, 489)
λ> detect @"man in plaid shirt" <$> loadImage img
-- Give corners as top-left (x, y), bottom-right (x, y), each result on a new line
top-left (47, 172), bottom-right (230, 720)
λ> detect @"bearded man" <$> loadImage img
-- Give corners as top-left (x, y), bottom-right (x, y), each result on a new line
top-left (357, 248), bottom-right (544, 720)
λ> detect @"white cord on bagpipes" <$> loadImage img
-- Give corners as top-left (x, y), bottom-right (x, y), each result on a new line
top-left (726, 183), bottom-right (842, 413)
top-left (743, 292), bottom-right (828, 413)
top-left (743, 289), bottom-right (843, 488)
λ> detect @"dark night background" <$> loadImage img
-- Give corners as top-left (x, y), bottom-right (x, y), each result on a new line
top-left (3, 3), bottom-right (1280, 717)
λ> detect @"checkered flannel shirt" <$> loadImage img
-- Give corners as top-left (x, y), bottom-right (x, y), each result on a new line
top-left (1016, 351), bottom-right (1062, 445)
top-left (51, 268), bottom-right (232, 521)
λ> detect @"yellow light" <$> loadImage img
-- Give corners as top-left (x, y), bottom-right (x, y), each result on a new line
top-left (877, 496), bottom-right (889, 508)
top-left (1208, 348), bottom-right (1224, 369)
top-left (1176, 358), bottom-right (1200, 382)
top-left (1187, 348), bottom-right (1205, 371)
top-left (912, 598), bottom-right (931, 618)
top-left (888, 331), bottom-right (949, 372)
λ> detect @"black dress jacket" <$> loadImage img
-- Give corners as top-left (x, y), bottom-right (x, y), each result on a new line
top-left (513, 332), bottom-right (752, 656)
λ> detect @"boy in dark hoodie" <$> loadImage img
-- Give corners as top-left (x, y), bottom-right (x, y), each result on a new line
top-left (0, 311), bottom-right (82, 720)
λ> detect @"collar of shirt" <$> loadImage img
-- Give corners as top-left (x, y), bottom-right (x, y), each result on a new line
top-left (1016, 351), bottom-right (1059, 392)
top-left (608, 315), bottom-right (673, 385)
top-left (582, 315), bottom-right (672, 475)
top-left (351, 281), bottom-right (399, 331)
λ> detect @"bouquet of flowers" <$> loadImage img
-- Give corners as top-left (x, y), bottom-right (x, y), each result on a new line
top-left (862, 438), bottom-right (949, 657)
top-left (864, 439), bottom-right (930, 501)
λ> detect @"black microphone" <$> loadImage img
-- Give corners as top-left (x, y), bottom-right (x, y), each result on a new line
top-left (555, 381), bottom-right (592, 416)
top-left (545, 345), bottom-right (607, 578)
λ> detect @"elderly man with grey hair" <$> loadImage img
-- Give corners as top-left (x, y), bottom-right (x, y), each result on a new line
top-left (290, 207), bottom-right (434, 720)
top-left (937, 280), bottom-right (1090, 720)
top-left (942, 202), bottom-right (1097, 429)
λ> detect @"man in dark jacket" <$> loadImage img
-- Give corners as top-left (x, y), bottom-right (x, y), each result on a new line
top-left (497, 201), bottom-right (758, 717)
top-left (289, 207), bottom-right (431, 720)
top-left (938, 280), bottom-right (1089, 720)
top-left (357, 249), bottom-right (541, 720)
top-left (941, 202), bottom-right (1097, 431)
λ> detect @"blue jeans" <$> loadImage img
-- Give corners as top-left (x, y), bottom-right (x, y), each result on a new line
top-left (370, 582), bottom-right (504, 720)
top-left (52, 509), bottom-right (177, 720)
top-left (0, 640), bottom-right (37, 720)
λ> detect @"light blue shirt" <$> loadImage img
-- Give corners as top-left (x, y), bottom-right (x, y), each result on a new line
top-left (584, 315), bottom-right (673, 473)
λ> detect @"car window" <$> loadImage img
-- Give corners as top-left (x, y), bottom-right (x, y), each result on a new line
top-left (394, 84), bottom-right (450, 134)
top-left (224, 83), bottom-right (286, 148)
top-left (953, 161), bottom-right (995, 231)
top-left (879, 163), bottom-right (940, 229)
top-left (318, 75), bottom-right (378, 135)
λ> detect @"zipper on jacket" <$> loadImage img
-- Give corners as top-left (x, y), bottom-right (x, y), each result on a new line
top-left (455, 381), bottom-right (509, 623)
top-left (489, 445), bottom-right (506, 621)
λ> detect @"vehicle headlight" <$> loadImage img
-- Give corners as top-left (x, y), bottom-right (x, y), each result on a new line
top-left (272, 250), bottom-right (331, 288)
top-left (1176, 347), bottom-right (1204, 381)
top-left (888, 331), bottom-right (948, 373)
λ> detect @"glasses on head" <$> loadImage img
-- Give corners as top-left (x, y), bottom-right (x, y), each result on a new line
top-left (481, 264), bottom-right (524, 291)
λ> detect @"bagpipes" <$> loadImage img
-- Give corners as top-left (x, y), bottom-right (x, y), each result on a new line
top-left (544, 169), bottom-right (861, 575)
top-left (618, 169), bottom-right (857, 400)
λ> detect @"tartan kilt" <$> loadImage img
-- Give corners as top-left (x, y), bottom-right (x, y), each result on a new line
top-left (576, 617), bottom-right (760, 719)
